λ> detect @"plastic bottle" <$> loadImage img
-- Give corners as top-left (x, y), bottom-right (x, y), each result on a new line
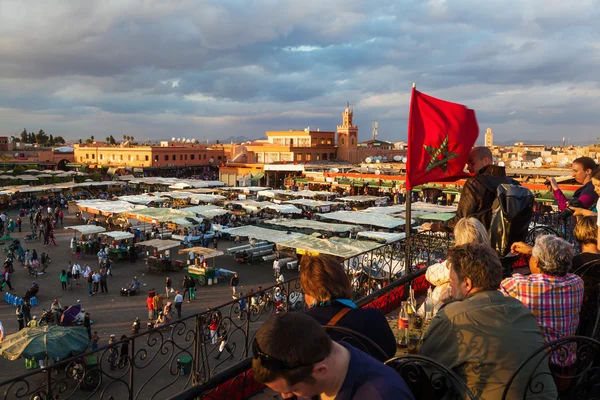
top-left (424, 287), bottom-right (433, 321)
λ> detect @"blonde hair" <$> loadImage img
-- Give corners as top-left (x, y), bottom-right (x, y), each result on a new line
top-left (575, 216), bottom-right (598, 246)
top-left (454, 218), bottom-right (489, 246)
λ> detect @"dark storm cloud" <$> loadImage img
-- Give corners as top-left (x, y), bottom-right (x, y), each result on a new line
top-left (0, 0), bottom-right (599, 141)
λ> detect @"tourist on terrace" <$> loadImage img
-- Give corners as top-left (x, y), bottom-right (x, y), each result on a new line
top-left (546, 157), bottom-right (597, 212)
top-left (571, 215), bottom-right (600, 272)
top-left (502, 235), bottom-right (584, 369)
top-left (252, 312), bottom-right (414, 400)
top-left (424, 217), bottom-right (489, 315)
top-left (420, 243), bottom-right (557, 399)
top-left (299, 255), bottom-right (396, 361)
top-left (421, 146), bottom-right (518, 234)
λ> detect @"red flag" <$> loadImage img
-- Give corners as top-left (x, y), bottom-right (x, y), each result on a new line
top-left (406, 87), bottom-right (479, 190)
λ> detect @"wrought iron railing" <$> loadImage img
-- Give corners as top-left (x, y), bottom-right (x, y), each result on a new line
top-left (0, 232), bottom-right (450, 400)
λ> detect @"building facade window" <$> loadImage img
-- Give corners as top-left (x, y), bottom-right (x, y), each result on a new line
top-left (145, 155), bottom-right (149, 161)
top-left (164, 155), bottom-right (168, 161)
top-left (218, 156), bottom-right (222, 160)
top-left (322, 153), bottom-right (327, 160)
top-left (203, 154), bottom-right (206, 160)
top-left (327, 139), bottom-right (332, 145)
top-left (154, 155), bottom-right (158, 162)
top-left (341, 138), bottom-right (345, 145)
top-left (191, 155), bottom-right (195, 160)
top-left (100, 154), bottom-right (103, 160)
top-left (172, 155), bottom-right (176, 160)
top-left (296, 153), bottom-right (303, 161)
top-left (91, 154), bottom-right (95, 159)
top-left (306, 154), bottom-right (312, 161)
top-left (180, 155), bottom-right (183, 160)
top-left (136, 155), bottom-right (139, 161)
top-left (120, 155), bottom-right (123, 160)
top-left (330, 153), bottom-right (335, 160)
top-left (351, 138), bottom-right (354, 145)
top-left (315, 154), bottom-right (320, 161)
top-left (320, 139), bottom-right (325, 145)
top-left (86, 153), bottom-right (89, 159)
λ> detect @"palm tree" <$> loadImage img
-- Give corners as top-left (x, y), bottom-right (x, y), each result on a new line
top-left (123, 135), bottom-right (127, 142)
top-left (90, 135), bottom-right (94, 142)
top-left (106, 136), bottom-right (110, 144)
top-left (130, 136), bottom-right (134, 142)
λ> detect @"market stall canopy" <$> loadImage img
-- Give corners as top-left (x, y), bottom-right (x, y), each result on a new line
top-left (169, 217), bottom-right (203, 227)
top-left (277, 236), bottom-right (381, 258)
top-left (135, 239), bottom-right (181, 252)
top-left (283, 199), bottom-right (339, 208)
top-left (124, 208), bottom-right (196, 223)
top-left (0, 326), bottom-right (89, 361)
top-left (417, 213), bottom-right (456, 221)
top-left (100, 231), bottom-right (135, 240)
top-left (335, 195), bottom-right (382, 203)
top-left (118, 194), bottom-right (170, 205)
top-left (317, 211), bottom-right (411, 229)
top-left (127, 177), bottom-right (225, 188)
top-left (181, 205), bottom-right (230, 219)
top-left (14, 175), bottom-right (38, 181)
top-left (77, 199), bottom-right (147, 216)
top-left (221, 226), bottom-right (305, 244)
top-left (262, 204), bottom-right (302, 214)
top-left (265, 218), bottom-right (360, 233)
top-left (65, 225), bottom-right (106, 235)
top-left (365, 202), bottom-right (458, 214)
top-left (221, 186), bottom-right (270, 192)
top-left (356, 231), bottom-right (406, 243)
top-left (157, 191), bottom-right (225, 204)
top-left (225, 200), bottom-right (270, 213)
top-left (178, 247), bottom-right (224, 258)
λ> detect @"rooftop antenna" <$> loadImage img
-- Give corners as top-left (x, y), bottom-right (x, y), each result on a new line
top-left (372, 122), bottom-right (378, 141)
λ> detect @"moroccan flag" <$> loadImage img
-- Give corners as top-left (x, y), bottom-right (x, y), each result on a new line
top-left (406, 87), bottom-right (479, 190)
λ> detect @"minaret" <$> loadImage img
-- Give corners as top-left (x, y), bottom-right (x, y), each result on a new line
top-left (337, 103), bottom-right (358, 162)
top-left (484, 127), bottom-right (493, 147)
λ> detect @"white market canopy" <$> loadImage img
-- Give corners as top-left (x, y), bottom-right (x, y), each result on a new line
top-left (277, 236), bottom-right (381, 258)
top-left (335, 195), bottom-right (382, 203)
top-left (178, 247), bottom-right (224, 259)
top-left (100, 231), bottom-right (135, 240)
top-left (356, 231), bottom-right (406, 243)
top-left (221, 186), bottom-right (271, 193)
top-left (257, 189), bottom-right (333, 199)
top-left (317, 211), bottom-right (410, 229)
top-left (135, 239), bottom-right (181, 252)
top-left (262, 204), bottom-right (302, 214)
top-left (225, 200), bottom-right (270, 213)
top-left (124, 208), bottom-right (197, 223)
top-left (118, 194), bottom-right (169, 205)
top-left (265, 218), bottom-right (360, 233)
top-left (182, 205), bottom-right (231, 219)
top-left (168, 217), bottom-right (203, 227)
top-left (283, 199), bottom-right (339, 208)
top-left (77, 200), bottom-right (147, 215)
top-left (221, 226), bottom-right (305, 244)
top-left (365, 202), bottom-right (458, 214)
top-left (65, 225), bottom-right (106, 235)
top-left (154, 191), bottom-right (225, 204)
top-left (127, 177), bottom-right (225, 188)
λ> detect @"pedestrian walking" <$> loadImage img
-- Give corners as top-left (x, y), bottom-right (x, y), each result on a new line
top-left (108, 334), bottom-right (118, 371)
top-left (83, 312), bottom-right (91, 339)
top-left (230, 273), bottom-right (239, 296)
top-left (152, 293), bottom-right (162, 320)
top-left (189, 275), bottom-right (196, 301)
top-left (273, 258), bottom-right (280, 278)
top-left (92, 271), bottom-right (100, 293)
top-left (72, 262), bottom-right (81, 285)
top-left (91, 331), bottom-right (99, 351)
top-left (60, 270), bottom-right (67, 291)
top-left (3, 268), bottom-right (14, 291)
top-left (119, 335), bottom-right (129, 367)
top-left (174, 290), bottom-right (183, 319)
top-left (66, 268), bottom-right (73, 290)
top-left (100, 268), bottom-right (108, 293)
top-left (87, 273), bottom-right (93, 296)
top-left (48, 230), bottom-right (57, 247)
top-left (16, 216), bottom-right (21, 233)
top-left (165, 276), bottom-right (172, 299)
top-left (182, 275), bottom-right (191, 303)
top-left (146, 294), bottom-right (154, 321)
top-left (22, 300), bottom-right (32, 325)
top-left (213, 331), bottom-right (233, 360)
top-left (16, 305), bottom-right (24, 331)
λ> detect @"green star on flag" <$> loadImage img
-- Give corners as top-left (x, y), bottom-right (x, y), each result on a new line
top-left (424, 135), bottom-right (460, 173)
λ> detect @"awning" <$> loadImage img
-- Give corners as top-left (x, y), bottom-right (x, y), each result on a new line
top-left (417, 213), bottom-right (456, 221)
top-left (135, 239), bottom-right (181, 252)
top-left (178, 247), bottom-right (223, 259)
top-left (100, 231), bottom-right (135, 240)
top-left (277, 236), bottom-right (381, 258)
top-left (65, 164), bottom-right (82, 168)
top-left (65, 225), bottom-right (106, 235)
top-left (124, 208), bottom-right (197, 223)
top-left (221, 226), bottom-right (305, 244)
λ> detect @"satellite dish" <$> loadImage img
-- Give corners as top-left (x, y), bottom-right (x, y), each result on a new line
top-left (14, 153), bottom-right (19, 157)
top-left (177, 138), bottom-right (181, 142)
top-left (402, 157), bottom-right (407, 163)
top-left (171, 137), bottom-right (176, 141)
top-left (375, 159), bottom-right (380, 164)
top-left (375, 170), bottom-right (381, 175)
top-left (182, 137), bottom-right (186, 142)
top-left (498, 161), bottom-right (505, 167)
top-left (360, 166), bottom-right (368, 173)
top-left (559, 161), bottom-right (566, 167)
top-left (209, 158), bottom-right (214, 163)
top-left (518, 157), bottom-right (523, 161)
top-left (330, 168), bottom-right (339, 173)
top-left (545, 157), bottom-right (553, 163)
top-left (535, 161), bottom-right (542, 168)
top-left (382, 156), bottom-right (388, 161)
top-left (365, 157), bottom-right (372, 163)
top-left (393, 155), bottom-right (401, 162)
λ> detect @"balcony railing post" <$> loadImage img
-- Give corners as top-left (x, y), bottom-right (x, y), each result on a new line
top-left (193, 314), bottom-right (201, 385)
top-left (46, 360), bottom-right (52, 398)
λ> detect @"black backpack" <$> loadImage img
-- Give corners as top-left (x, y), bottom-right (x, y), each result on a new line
top-left (488, 184), bottom-right (534, 256)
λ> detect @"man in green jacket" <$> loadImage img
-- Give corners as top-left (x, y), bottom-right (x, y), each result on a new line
top-left (420, 243), bottom-right (557, 400)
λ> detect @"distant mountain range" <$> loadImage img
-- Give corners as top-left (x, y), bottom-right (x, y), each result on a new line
top-left (486, 138), bottom-right (597, 146)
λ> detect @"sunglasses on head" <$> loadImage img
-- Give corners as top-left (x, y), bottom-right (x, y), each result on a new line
top-left (252, 337), bottom-right (322, 371)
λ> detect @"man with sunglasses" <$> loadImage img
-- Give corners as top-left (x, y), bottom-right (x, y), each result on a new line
top-left (252, 312), bottom-right (413, 400)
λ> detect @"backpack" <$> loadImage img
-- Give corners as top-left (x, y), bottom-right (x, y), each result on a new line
top-left (488, 184), bottom-right (534, 256)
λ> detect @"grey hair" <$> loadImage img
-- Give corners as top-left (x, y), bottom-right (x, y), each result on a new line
top-left (532, 235), bottom-right (573, 276)
top-left (454, 218), bottom-right (489, 246)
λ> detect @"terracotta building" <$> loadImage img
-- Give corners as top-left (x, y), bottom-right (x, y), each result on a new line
top-left (0, 137), bottom-right (75, 169)
top-left (74, 142), bottom-right (225, 175)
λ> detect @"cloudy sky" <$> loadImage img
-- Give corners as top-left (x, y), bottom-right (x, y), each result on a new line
top-left (0, 0), bottom-right (599, 143)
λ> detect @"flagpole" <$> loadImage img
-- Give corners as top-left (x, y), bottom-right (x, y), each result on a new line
top-left (405, 82), bottom-right (415, 277)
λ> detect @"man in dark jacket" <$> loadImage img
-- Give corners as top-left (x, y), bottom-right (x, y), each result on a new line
top-left (422, 146), bottom-right (519, 233)
top-left (230, 273), bottom-right (239, 296)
